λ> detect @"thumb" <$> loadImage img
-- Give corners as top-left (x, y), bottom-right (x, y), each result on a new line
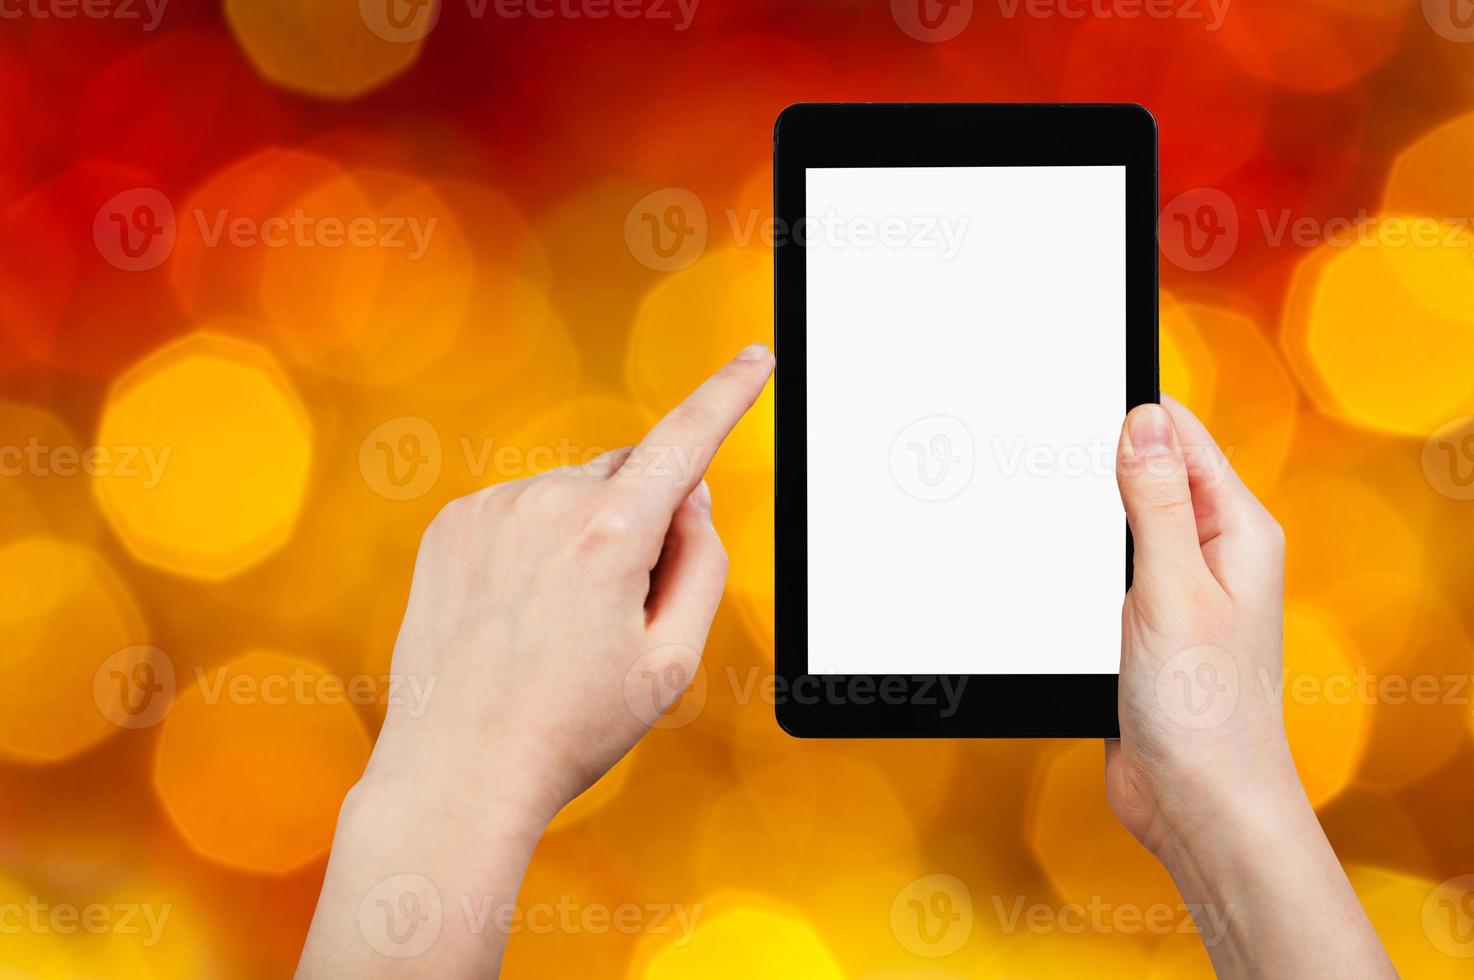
top-left (644, 481), bottom-right (728, 653)
top-left (1117, 403), bottom-right (1211, 595)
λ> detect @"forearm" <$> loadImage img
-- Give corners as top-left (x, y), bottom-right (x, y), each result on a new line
top-left (1154, 763), bottom-right (1395, 979)
top-left (296, 770), bottom-right (551, 978)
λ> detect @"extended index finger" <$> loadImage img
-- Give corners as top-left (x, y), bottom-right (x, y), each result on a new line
top-left (611, 344), bottom-right (774, 524)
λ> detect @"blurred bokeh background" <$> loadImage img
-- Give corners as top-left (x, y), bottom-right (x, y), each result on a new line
top-left (2, 0), bottom-right (1474, 976)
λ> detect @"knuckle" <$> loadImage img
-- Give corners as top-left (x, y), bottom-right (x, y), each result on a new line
top-left (584, 446), bottom-right (632, 478)
top-left (505, 480), bottom-right (546, 519)
top-left (577, 502), bottom-right (638, 554)
top-left (1133, 481), bottom-right (1194, 518)
top-left (421, 483), bottom-right (517, 549)
top-left (421, 497), bottom-right (468, 548)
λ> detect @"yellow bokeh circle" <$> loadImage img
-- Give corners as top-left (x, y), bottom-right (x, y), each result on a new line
top-left (225, 0), bottom-right (431, 101)
top-left (1383, 112), bottom-right (1474, 224)
top-left (93, 331), bottom-right (312, 581)
top-left (1281, 603), bottom-right (1369, 809)
top-left (0, 400), bottom-right (103, 546)
top-left (1282, 221), bottom-right (1474, 436)
top-left (1025, 741), bottom-right (1180, 910)
top-left (1170, 302), bottom-right (1296, 495)
top-left (627, 247), bottom-right (773, 477)
top-left (634, 902), bottom-right (845, 980)
top-left (1159, 295), bottom-right (1216, 412)
top-left (153, 650), bottom-right (371, 873)
top-left (0, 537), bottom-right (145, 763)
top-left (259, 172), bottom-right (473, 385)
top-left (1350, 865), bottom-right (1470, 978)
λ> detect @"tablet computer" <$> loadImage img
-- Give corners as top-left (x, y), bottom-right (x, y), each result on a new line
top-left (773, 103), bottom-right (1157, 738)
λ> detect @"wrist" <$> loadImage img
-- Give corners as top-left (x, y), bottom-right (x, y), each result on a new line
top-left (303, 753), bottom-right (553, 975)
top-left (356, 720), bottom-right (567, 836)
top-left (1151, 751), bottom-right (1321, 899)
top-left (1138, 754), bottom-right (1391, 978)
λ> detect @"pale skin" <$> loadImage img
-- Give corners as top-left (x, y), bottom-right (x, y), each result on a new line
top-left (1107, 395), bottom-right (1395, 977)
top-left (298, 352), bottom-right (1395, 977)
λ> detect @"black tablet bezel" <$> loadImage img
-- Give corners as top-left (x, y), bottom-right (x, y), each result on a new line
top-left (773, 103), bottom-right (1157, 738)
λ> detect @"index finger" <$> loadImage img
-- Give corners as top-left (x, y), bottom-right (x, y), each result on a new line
top-left (611, 344), bottom-right (774, 524)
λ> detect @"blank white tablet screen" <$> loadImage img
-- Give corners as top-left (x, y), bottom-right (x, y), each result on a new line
top-left (805, 165), bottom-right (1125, 675)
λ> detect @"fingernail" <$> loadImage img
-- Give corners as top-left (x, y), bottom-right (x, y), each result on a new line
top-left (691, 480), bottom-right (713, 515)
top-left (1128, 404), bottom-right (1173, 457)
top-left (736, 343), bottom-right (771, 362)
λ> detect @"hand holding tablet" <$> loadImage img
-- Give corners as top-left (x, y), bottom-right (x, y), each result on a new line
top-left (774, 103), bottom-right (1157, 736)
